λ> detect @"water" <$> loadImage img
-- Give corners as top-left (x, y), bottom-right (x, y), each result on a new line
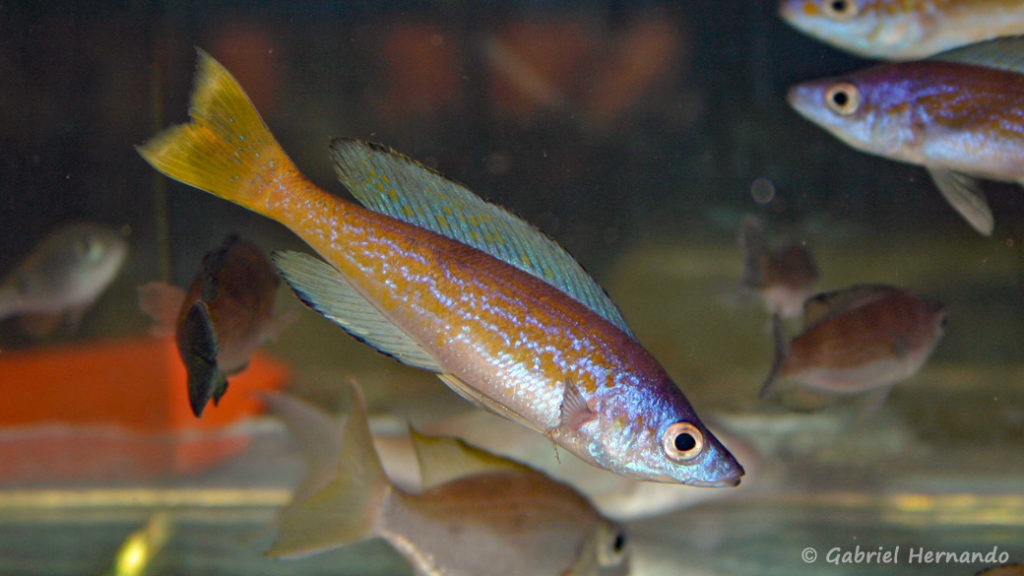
top-left (1, 1), bottom-right (1022, 574)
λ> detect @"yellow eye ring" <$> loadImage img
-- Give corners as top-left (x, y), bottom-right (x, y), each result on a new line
top-left (822, 0), bottom-right (858, 20)
top-left (825, 82), bottom-right (861, 116)
top-left (661, 421), bottom-right (705, 462)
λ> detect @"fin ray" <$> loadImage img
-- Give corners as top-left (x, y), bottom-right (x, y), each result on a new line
top-left (409, 427), bottom-right (528, 490)
top-left (931, 35), bottom-right (1024, 77)
top-left (266, 384), bottom-right (391, 559)
top-left (273, 250), bottom-right (444, 372)
top-left (927, 167), bottom-right (994, 236)
top-left (328, 138), bottom-right (635, 338)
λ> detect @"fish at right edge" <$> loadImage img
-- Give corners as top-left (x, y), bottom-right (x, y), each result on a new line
top-left (788, 36), bottom-right (1024, 236)
top-left (137, 50), bottom-right (743, 486)
top-left (779, 0), bottom-right (1024, 61)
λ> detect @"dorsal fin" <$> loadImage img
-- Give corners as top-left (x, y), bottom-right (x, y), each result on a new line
top-left (409, 426), bottom-right (529, 490)
top-left (931, 35), bottom-right (1024, 76)
top-left (802, 284), bottom-right (895, 328)
top-left (328, 138), bottom-right (635, 338)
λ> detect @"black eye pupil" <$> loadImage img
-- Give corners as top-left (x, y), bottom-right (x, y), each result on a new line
top-left (674, 432), bottom-right (697, 452)
top-left (832, 91), bottom-right (849, 106)
top-left (831, 0), bottom-right (847, 12)
top-left (613, 532), bottom-right (626, 553)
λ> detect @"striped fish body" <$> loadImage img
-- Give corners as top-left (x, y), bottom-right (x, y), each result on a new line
top-left (138, 51), bottom-right (743, 486)
top-left (788, 36), bottom-right (1024, 235)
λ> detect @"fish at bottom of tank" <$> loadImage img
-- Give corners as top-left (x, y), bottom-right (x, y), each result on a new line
top-left (260, 384), bottom-right (631, 576)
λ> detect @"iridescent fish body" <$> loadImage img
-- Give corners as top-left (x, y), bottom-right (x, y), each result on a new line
top-left (137, 51), bottom-right (743, 486)
top-left (739, 215), bottom-right (818, 319)
top-left (788, 36), bottom-right (1024, 235)
top-left (261, 386), bottom-right (630, 576)
top-left (0, 221), bottom-right (127, 336)
top-left (138, 235), bottom-right (281, 417)
top-left (760, 284), bottom-right (946, 405)
top-left (779, 0), bottom-right (1024, 60)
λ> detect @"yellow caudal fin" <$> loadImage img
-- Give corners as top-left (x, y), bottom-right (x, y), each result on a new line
top-left (137, 49), bottom-right (296, 212)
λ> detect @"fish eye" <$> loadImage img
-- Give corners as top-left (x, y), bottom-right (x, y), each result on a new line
top-left (661, 421), bottom-right (705, 462)
top-left (825, 82), bottom-right (861, 116)
top-left (75, 235), bottom-right (104, 262)
top-left (822, 0), bottom-right (858, 19)
top-left (597, 523), bottom-right (629, 567)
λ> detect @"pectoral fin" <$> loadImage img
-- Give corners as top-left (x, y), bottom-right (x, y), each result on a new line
top-left (927, 167), bottom-right (993, 236)
top-left (559, 378), bottom-right (596, 430)
top-left (273, 250), bottom-right (443, 373)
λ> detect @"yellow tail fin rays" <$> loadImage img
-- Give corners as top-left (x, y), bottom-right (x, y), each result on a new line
top-left (272, 250), bottom-right (444, 372)
top-left (137, 49), bottom-right (293, 212)
top-left (328, 138), bottom-right (636, 339)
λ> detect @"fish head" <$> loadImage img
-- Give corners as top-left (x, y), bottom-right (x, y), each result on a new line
top-left (787, 67), bottom-right (922, 161)
top-left (778, 0), bottom-right (923, 59)
top-left (6, 222), bottom-right (129, 312)
top-left (64, 223), bottom-right (130, 299)
top-left (586, 378), bottom-right (745, 487)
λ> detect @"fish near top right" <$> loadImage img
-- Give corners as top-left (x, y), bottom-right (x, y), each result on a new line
top-left (779, 0), bottom-right (1024, 61)
top-left (787, 35), bottom-right (1024, 236)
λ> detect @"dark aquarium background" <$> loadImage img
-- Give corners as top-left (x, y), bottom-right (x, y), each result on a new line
top-left (0, 1), bottom-right (1022, 575)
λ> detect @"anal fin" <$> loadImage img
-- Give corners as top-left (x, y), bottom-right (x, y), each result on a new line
top-left (927, 167), bottom-right (993, 236)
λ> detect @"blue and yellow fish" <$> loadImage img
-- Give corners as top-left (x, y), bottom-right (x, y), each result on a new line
top-left (788, 36), bottom-right (1024, 235)
top-left (137, 51), bottom-right (743, 486)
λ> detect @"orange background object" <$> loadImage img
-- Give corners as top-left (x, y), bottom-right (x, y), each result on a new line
top-left (0, 335), bottom-right (289, 480)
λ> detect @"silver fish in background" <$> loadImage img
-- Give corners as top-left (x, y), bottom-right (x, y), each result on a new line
top-left (778, 0), bottom-right (1024, 60)
top-left (788, 36), bottom-right (1024, 235)
top-left (760, 284), bottom-right (947, 410)
top-left (261, 385), bottom-right (630, 576)
top-left (739, 215), bottom-right (819, 319)
top-left (0, 221), bottom-right (127, 337)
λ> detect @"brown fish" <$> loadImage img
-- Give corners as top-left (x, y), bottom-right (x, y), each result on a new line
top-left (261, 385), bottom-right (630, 576)
top-left (760, 284), bottom-right (946, 408)
top-left (739, 215), bottom-right (819, 319)
top-left (138, 235), bottom-right (282, 417)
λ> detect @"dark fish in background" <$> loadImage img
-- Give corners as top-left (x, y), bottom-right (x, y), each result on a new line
top-left (739, 215), bottom-right (819, 319)
top-left (0, 221), bottom-right (127, 338)
top-left (138, 235), bottom-right (284, 417)
top-left (788, 36), bottom-right (1024, 235)
top-left (779, 0), bottom-right (1024, 61)
top-left (261, 385), bottom-right (631, 576)
top-left (760, 284), bottom-right (946, 410)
